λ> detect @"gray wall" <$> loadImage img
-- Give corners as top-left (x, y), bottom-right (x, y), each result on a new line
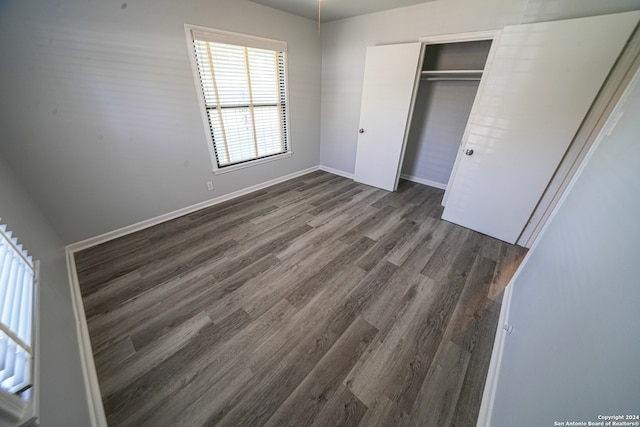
top-left (489, 70), bottom-right (640, 426)
top-left (2, 0), bottom-right (640, 425)
top-left (0, 0), bottom-right (320, 424)
top-left (0, 156), bottom-right (91, 426)
top-left (319, 0), bottom-right (527, 175)
top-left (401, 80), bottom-right (480, 187)
top-left (0, 0), bottom-right (321, 244)
top-left (319, 0), bottom-right (640, 176)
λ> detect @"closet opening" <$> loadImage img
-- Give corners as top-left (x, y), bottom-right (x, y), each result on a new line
top-left (400, 39), bottom-right (492, 190)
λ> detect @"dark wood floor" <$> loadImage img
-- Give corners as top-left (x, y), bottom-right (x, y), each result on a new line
top-left (74, 171), bottom-right (526, 427)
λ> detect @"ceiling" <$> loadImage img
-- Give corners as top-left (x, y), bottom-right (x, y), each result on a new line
top-left (249, 0), bottom-right (436, 22)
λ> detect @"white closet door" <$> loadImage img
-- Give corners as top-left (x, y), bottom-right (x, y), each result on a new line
top-left (354, 43), bottom-right (422, 191)
top-left (442, 11), bottom-right (640, 244)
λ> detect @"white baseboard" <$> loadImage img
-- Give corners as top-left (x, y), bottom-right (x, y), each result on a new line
top-left (319, 165), bottom-right (354, 180)
top-left (476, 235), bottom-right (536, 427)
top-left (67, 166), bottom-right (319, 253)
top-left (475, 282), bottom-right (513, 427)
top-left (65, 165), bottom-right (323, 427)
top-left (399, 174), bottom-right (447, 190)
top-left (315, 169), bottom-right (447, 190)
top-left (66, 251), bottom-right (107, 427)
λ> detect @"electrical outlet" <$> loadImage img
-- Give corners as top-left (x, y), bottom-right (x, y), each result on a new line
top-left (207, 181), bottom-right (214, 191)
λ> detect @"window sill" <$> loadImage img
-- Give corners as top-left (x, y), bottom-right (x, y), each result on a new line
top-left (0, 389), bottom-right (33, 425)
top-left (212, 151), bottom-right (293, 175)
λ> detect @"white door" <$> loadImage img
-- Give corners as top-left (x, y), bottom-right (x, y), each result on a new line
top-left (442, 11), bottom-right (640, 244)
top-left (354, 43), bottom-right (422, 191)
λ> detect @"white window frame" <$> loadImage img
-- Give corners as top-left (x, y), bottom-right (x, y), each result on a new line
top-left (0, 221), bottom-right (39, 426)
top-left (184, 24), bottom-right (293, 174)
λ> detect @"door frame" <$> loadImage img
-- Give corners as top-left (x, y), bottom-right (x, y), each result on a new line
top-left (415, 31), bottom-right (501, 202)
top-left (354, 30), bottom-right (501, 193)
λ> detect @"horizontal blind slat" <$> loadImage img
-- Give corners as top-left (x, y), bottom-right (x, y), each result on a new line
top-left (0, 222), bottom-right (35, 396)
top-left (8, 264), bottom-right (25, 336)
top-left (192, 31), bottom-right (288, 169)
top-left (0, 335), bottom-right (6, 372)
top-left (1, 258), bottom-right (18, 327)
top-left (0, 248), bottom-right (11, 307)
top-left (18, 269), bottom-right (33, 345)
top-left (0, 335), bottom-right (30, 394)
top-left (1, 339), bottom-right (16, 387)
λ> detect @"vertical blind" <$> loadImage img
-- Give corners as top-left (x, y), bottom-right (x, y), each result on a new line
top-left (192, 35), bottom-right (289, 168)
top-left (0, 222), bottom-right (35, 397)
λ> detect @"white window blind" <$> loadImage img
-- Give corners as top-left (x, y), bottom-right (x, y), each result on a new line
top-left (0, 222), bottom-right (35, 399)
top-left (189, 28), bottom-right (290, 169)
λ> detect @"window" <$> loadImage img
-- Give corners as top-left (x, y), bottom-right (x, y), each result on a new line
top-left (186, 26), bottom-right (291, 172)
top-left (0, 221), bottom-right (37, 424)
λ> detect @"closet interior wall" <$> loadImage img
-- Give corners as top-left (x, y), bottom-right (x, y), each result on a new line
top-left (401, 40), bottom-right (492, 190)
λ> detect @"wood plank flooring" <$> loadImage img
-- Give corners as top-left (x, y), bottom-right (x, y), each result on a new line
top-left (74, 171), bottom-right (527, 427)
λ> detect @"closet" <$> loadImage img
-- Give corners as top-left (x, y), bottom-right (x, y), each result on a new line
top-left (353, 11), bottom-right (639, 244)
top-left (401, 40), bottom-right (492, 189)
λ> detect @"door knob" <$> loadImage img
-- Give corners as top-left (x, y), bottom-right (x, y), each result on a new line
top-left (359, 128), bottom-right (365, 134)
top-left (465, 148), bottom-right (474, 156)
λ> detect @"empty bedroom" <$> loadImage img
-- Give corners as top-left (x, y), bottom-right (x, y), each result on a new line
top-left (0, 0), bottom-right (639, 426)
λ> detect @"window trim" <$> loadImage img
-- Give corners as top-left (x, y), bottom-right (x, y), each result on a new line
top-left (0, 221), bottom-right (39, 425)
top-left (184, 24), bottom-right (293, 174)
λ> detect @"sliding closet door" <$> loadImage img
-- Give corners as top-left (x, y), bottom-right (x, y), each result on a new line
top-left (442, 11), bottom-right (640, 244)
top-left (354, 43), bottom-right (422, 191)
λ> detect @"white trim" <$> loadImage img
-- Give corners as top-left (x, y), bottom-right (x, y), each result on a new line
top-left (213, 151), bottom-right (293, 175)
top-left (419, 30), bottom-right (500, 44)
top-left (66, 252), bottom-right (107, 427)
top-left (184, 24), bottom-right (292, 174)
top-left (476, 282), bottom-right (513, 427)
top-left (399, 174), bottom-right (447, 190)
top-left (476, 229), bottom-right (535, 427)
top-left (31, 260), bottom-right (40, 426)
top-left (187, 24), bottom-right (288, 52)
top-left (184, 24), bottom-right (220, 173)
top-left (318, 165), bottom-right (354, 180)
top-left (0, 224), bottom-right (38, 425)
top-left (65, 166), bottom-right (324, 427)
top-left (477, 68), bottom-right (640, 426)
top-left (408, 29), bottom-right (500, 205)
top-left (517, 20), bottom-right (640, 248)
top-left (67, 166), bottom-right (318, 253)
top-left (0, 389), bottom-right (26, 424)
top-left (476, 179), bottom-right (561, 426)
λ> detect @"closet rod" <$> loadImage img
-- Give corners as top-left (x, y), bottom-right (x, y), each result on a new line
top-left (421, 76), bottom-right (482, 81)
